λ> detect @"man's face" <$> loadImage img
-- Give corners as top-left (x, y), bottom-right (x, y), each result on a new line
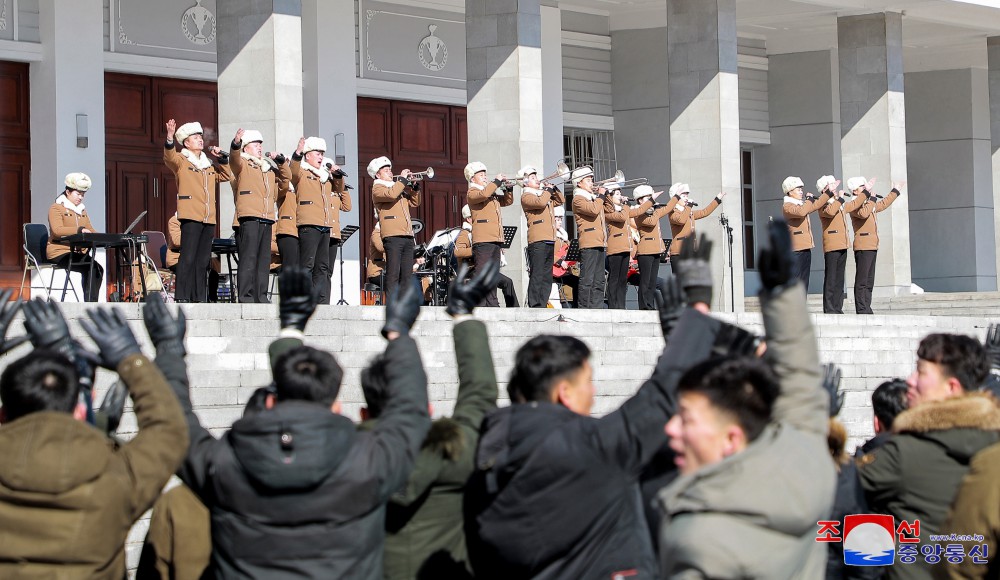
top-left (666, 392), bottom-right (741, 475)
top-left (524, 174), bottom-right (540, 188)
top-left (472, 171), bottom-right (488, 186)
top-left (376, 166), bottom-right (393, 181)
top-left (907, 358), bottom-right (959, 407)
top-left (244, 141), bottom-right (263, 158)
top-left (305, 150), bottom-right (324, 169)
top-left (558, 360), bottom-right (595, 416)
top-left (184, 133), bottom-right (204, 153)
top-left (579, 176), bottom-right (593, 192)
top-left (789, 186), bottom-right (804, 200)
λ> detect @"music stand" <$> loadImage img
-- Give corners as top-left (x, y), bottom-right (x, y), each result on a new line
top-left (565, 239), bottom-right (581, 263)
top-left (661, 239), bottom-right (672, 263)
top-left (336, 225), bottom-right (360, 305)
top-left (501, 226), bottom-right (518, 249)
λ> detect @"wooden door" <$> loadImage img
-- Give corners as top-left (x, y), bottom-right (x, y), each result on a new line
top-left (0, 61), bottom-right (31, 295)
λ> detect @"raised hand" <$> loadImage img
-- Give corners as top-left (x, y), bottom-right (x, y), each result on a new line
top-left (80, 308), bottom-right (141, 370)
top-left (446, 262), bottom-right (501, 317)
top-left (757, 219), bottom-right (794, 292)
top-left (0, 289), bottom-right (27, 355)
top-left (295, 137), bottom-right (306, 155)
top-left (654, 276), bottom-right (685, 340)
top-left (234, 128), bottom-right (245, 147)
top-left (822, 363), bottom-right (844, 417)
top-left (279, 266), bottom-right (318, 333)
top-left (675, 234), bottom-right (713, 307)
top-left (22, 298), bottom-right (71, 350)
top-left (142, 292), bottom-right (187, 357)
top-left (165, 119), bottom-right (176, 141)
top-left (711, 323), bottom-right (759, 359)
top-left (382, 277), bottom-right (423, 338)
top-left (96, 380), bottom-right (128, 435)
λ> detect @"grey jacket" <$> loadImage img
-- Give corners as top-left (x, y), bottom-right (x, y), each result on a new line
top-left (657, 284), bottom-right (837, 579)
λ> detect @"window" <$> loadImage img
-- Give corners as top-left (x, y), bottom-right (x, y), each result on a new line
top-left (563, 128), bottom-right (617, 239)
top-left (741, 149), bottom-right (756, 270)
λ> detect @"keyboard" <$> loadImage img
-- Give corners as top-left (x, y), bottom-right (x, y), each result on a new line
top-left (59, 233), bottom-right (148, 247)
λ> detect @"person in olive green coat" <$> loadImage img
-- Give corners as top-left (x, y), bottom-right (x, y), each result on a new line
top-left (936, 440), bottom-right (1000, 580)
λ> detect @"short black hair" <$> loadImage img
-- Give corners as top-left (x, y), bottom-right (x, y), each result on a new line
top-left (0, 349), bottom-right (79, 423)
top-left (871, 379), bottom-right (908, 430)
top-left (273, 346), bottom-right (343, 406)
top-left (361, 353), bottom-right (390, 419)
top-left (677, 356), bottom-right (779, 442)
top-left (917, 333), bottom-right (989, 393)
top-left (508, 335), bottom-right (591, 403)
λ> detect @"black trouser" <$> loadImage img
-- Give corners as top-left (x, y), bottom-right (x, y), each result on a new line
top-left (670, 258), bottom-right (680, 275)
top-left (325, 238), bottom-right (341, 305)
top-left (473, 242), bottom-right (503, 307)
top-left (276, 234), bottom-right (299, 271)
top-left (176, 220), bottom-right (215, 303)
top-left (578, 247), bottom-right (606, 309)
top-left (55, 253), bottom-right (104, 302)
top-left (606, 252), bottom-right (630, 309)
top-left (237, 218), bottom-right (273, 303)
top-left (496, 273), bottom-right (520, 307)
top-left (854, 249), bottom-right (877, 315)
top-left (823, 249), bottom-right (847, 314)
top-left (383, 235), bottom-right (415, 304)
top-left (298, 226), bottom-right (331, 304)
top-left (637, 254), bottom-right (661, 310)
top-left (526, 241), bottom-right (554, 308)
top-left (794, 249), bottom-right (811, 290)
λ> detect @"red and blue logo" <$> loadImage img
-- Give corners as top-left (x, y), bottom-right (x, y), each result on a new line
top-left (843, 514), bottom-right (896, 566)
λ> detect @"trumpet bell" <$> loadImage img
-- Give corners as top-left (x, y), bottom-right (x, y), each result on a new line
top-left (425, 167), bottom-right (435, 179)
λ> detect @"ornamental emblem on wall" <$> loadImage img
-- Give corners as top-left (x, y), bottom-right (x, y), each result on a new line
top-left (418, 24), bottom-right (448, 71)
top-left (181, 0), bottom-right (216, 45)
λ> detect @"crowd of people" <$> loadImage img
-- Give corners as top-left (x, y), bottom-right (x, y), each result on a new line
top-left (1, 215), bottom-right (998, 579)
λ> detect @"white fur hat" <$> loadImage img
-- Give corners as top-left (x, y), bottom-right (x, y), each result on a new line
top-left (634, 185), bottom-right (654, 200)
top-left (175, 122), bottom-right (204, 144)
top-left (816, 175), bottom-right (837, 193)
top-left (517, 165), bottom-right (538, 179)
top-left (571, 166), bottom-right (593, 185)
top-left (367, 156), bottom-right (391, 178)
top-left (846, 177), bottom-right (867, 192)
top-left (668, 182), bottom-right (690, 197)
top-left (554, 205), bottom-right (565, 218)
top-left (303, 137), bottom-right (327, 154)
top-left (242, 130), bottom-right (264, 145)
top-left (464, 161), bottom-right (487, 182)
top-left (782, 176), bottom-right (804, 194)
top-left (461, 204), bottom-right (471, 219)
top-left (64, 172), bottom-right (92, 192)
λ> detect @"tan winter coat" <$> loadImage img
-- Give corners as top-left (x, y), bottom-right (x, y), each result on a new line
top-left (819, 194), bottom-right (865, 252)
top-left (367, 227), bottom-right (385, 280)
top-left (668, 197), bottom-right (721, 256)
top-left (573, 188), bottom-right (608, 250)
top-left (454, 226), bottom-right (473, 265)
top-left (166, 215), bottom-right (181, 268)
top-left (782, 192), bottom-right (831, 252)
top-left (937, 441), bottom-right (1000, 580)
top-left (373, 179), bottom-right (421, 239)
top-left (468, 182), bottom-right (514, 244)
top-left (47, 198), bottom-right (98, 261)
top-left (606, 198), bottom-right (654, 255)
top-left (230, 149), bottom-right (291, 222)
top-left (163, 145), bottom-right (233, 225)
top-left (635, 198), bottom-right (681, 256)
top-left (521, 186), bottom-right (565, 244)
top-left (291, 158), bottom-right (345, 229)
top-left (849, 189), bottom-right (900, 251)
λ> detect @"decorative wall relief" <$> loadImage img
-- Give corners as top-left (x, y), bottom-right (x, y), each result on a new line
top-left (111, 0), bottom-right (216, 62)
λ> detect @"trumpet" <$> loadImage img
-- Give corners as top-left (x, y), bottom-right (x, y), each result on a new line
top-left (540, 160), bottom-right (572, 184)
top-left (395, 167), bottom-right (435, 181)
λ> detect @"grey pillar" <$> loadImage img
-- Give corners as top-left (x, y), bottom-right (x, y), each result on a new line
top-left (666, 0), bottom-right (744, 312)
top-left (466, 0), bottom-right (545, 303)
top-left (838, 12), bottom-right (911, 297)
top-left (216, 1), bottom-right (304, 238)
top-left (989, 37), bottom-right (1000, 290)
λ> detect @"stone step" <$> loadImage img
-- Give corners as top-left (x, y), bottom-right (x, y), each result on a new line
top-left (745, 291), bottom-right (1000, 316)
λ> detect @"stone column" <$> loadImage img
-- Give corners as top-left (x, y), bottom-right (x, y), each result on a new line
top-left (989, 37), bottom-right (1000, 290)
top-left (466, 0), bottom-right (545, 302)
top-left (666, 0), bottom-right (744, 312)
top-left (838, 12), bottom-right (911, 297)
top-left (540, 3), bottom-right (564, 177)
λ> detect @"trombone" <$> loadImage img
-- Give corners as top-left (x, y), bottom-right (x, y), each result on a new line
top-left (501, 160), bottom-right (573, 188)
top-left (395, 167), bottom-right (435, 181)
top-left (596, 169), bottom-right (647, 189)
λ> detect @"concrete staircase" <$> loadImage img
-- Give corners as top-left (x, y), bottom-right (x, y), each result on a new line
top-left (745, 291), bottom-right (1000, 317)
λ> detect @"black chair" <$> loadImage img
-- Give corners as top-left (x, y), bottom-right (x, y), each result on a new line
top-left (19, 223), bottom-right (79, 301)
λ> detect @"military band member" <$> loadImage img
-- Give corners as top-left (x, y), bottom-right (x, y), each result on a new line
top-left (367, 219), bottom-right (385, 289)
top-left (846, 176), bottom-right (903, 315)
top-left (604, 184), bottom-right (655, 309)
top-left (633, 185), bottom-right (679, 310)
top-left (466, 161), bottom-right (513, 307)
top-left (275, 179), bottom-right (299, 272)
top-left (290, 137), bottom-right (343, 304)
top-left (781, 176), bottom-right (832, 290)
top-left (667, 183), bottom-right (725, 274)
top-left (552, 206), bottom-right (578, 307)
top-left (816, 176), bottom-right (861, 314)
top-left (164, 119), bottom-right (233, 303)
top-left (46, 172), bottom-right (104, 302)
top-left (230, 128), bottom-right (290, 303)
top-left (519, 165), bottom-right (565, 308)
top-left (571, 166), bottom-right (608, 309)
top-left (371, 155), bottom-right (421, 303)
top-left (454, 204), bottom-right (474, 268)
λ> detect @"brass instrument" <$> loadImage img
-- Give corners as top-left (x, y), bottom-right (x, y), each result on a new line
top-left (540, 160), bottom-right (572, 184)
top-left (394, 167), bottom-right (435, 181)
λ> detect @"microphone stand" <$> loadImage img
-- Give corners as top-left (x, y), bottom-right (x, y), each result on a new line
top-left (719, 213), bottom-right (735, 311)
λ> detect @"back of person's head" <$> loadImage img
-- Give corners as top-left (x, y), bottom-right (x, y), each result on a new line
top-left (361, 353), bottom-right (390, 419)
top-left (917, 334), bottom-right (989, 393)
top-left (273, 346), bottom-right (343, 406)
top-left (872, 379), bottom-right (908, 432)
top-left (0, 349), bottom-right (79, 423)
top-left (677, 356), bottom-right (780, 443)
top-left (508, 335), bottom-right (590, 403)
top-left (827, 418), bottom-right (848, 467)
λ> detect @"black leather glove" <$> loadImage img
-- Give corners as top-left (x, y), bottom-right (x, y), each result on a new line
top-left (711, 323), bottom-right (759, 358)
top-left (758, 219), bottom-right (795, 292)
top-left (217, 152), bottom-right (230, 164)
top-left (0, 289), bottom-right (27, 356)
top-left (446, 262), bottom-right (500, 317)
top-left (382, 276), bottom-right (422, 338)
top-left (279, 266), bottom-right (318, 332)
top-left (22, 298), bottom-right (72, 351)
top-left (95, 380), bottom-right (128, 435)
top-left (985, 324), bottom-right (1000, 371)
top-left (142, 292), bottom-right (187, 357)
top-left (654, 275), bottom-right (685, 340)
top-left (675, 234), bottom-right (713, 306)
top-left (80, 308), bottom-right (141, 370)
top-left (274, 153), bottom-right (287, 165)
top-left (823, 363), bottom-right (844, 417)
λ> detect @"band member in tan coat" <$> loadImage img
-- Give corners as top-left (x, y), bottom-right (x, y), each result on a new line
top-left (605, 184), bottom-right (655, 309)
top-left (520, 165), bottom-right (565, 308)
top-left (371, 155), bottom-right (421, 303)
top-left (367, 221), bottom-right (385, 288)
top-left (571, 166), bottom-right (608, 308)
top-left (275, 181), bottom-right (299, 270)
top-left (46, 172), bottom-right (103, 301)
top-left (817, 175), bottom-right (862, 314)
top-left (633, 185), bottom-right (679, 310)
top-left (781, 176), bottom-right (832, 290)
top-left (454, 205), bottom-right (474, 268)
top-left (163, 119), bottom-right (233, 303)
top-left (846, 176), bottom-right (903, 315)
top-left (230, 128), bottom-right (290, 303)
top-left (465, 161), bottom-right (512, 307)
top-left (667, 183), bottom-right (725, 274)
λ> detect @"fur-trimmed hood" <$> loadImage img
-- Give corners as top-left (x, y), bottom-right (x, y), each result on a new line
top-left (892, 392), bottom-right (1000, 463)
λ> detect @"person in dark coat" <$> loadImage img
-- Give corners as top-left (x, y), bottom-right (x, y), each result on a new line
top-left (856, 378), bottom-right (908, 457)
top-left (153, 267), bottom-right (431, 579)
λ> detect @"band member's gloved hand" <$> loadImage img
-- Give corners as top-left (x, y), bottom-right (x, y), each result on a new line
top-left (22, 298), bottom-right (72, 351)
top-left (758, 219), bottom-right (795, 293)
top-left (822, 363), bottom-right (845, 417)
top-left (712, 323), bottom-right (759, 359)
top-left (279, 266), bottom-right (318, 333)
top-left (654, 276), bottom-right (685, 340)
top-left (96, 380), bottom-right (128, 435)
top-left (984, 324), bottom-right (1000, 372)
top-left (675, 234), bottom-right (714, 307)
top-left (0, 289), bottom-right (27, 355)
top-left (143, 292), bottom-right (187, 357)
top-left (410, 180), bottom-right (421, 193)
top-left (382, 277), bottom-right (422, 338)
top-left (80, 308), bottom-right (142, 370)
top-left (446, 262), bottom-right (501, 317)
